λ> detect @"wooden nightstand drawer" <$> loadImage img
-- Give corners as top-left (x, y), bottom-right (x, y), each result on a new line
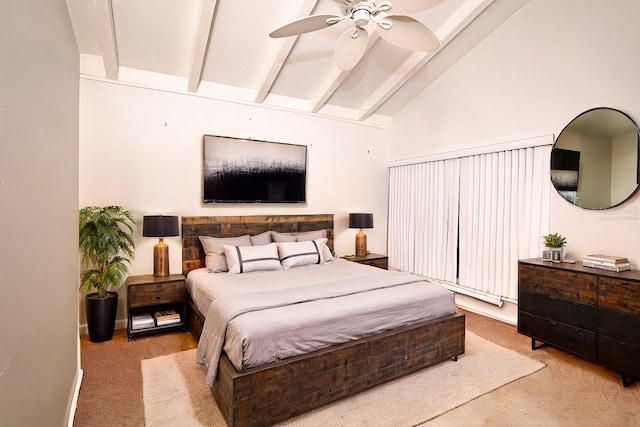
top-left (129, 281), bottom-right (184, 306)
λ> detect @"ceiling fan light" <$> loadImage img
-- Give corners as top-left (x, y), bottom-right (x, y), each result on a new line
top-left (353, 9), bottom-right (370, 27)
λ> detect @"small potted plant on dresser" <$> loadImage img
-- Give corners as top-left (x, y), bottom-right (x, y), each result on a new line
top-left (79, 206), bottom-right (135, 342)
top-left (542, 232), bottom-right (566, 263)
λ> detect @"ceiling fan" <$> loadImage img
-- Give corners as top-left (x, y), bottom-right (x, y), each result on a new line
top-left (269, 0), bottom-right (446, 71)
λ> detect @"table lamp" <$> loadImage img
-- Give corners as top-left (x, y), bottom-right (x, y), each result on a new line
top-left (143, 215), bottom-right (179, 277)
top-left (349, 213), bottom-right (373, 257)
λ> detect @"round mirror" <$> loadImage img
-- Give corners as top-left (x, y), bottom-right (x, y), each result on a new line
top-left (551, 107), bottom-right (640, 209)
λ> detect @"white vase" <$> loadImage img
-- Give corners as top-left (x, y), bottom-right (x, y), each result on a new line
top-left (550, 247), bottom-right (564, 263)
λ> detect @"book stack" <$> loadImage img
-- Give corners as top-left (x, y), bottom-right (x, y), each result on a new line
top-left (154, 309), bottom-right (181, 327)
top-left (582, 254), bottom-right (630, 272)
top-left (131, 313), bottom-right (155, 330)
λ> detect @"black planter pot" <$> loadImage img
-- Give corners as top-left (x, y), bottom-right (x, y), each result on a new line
top-left (86, 291), bottom-right (118, 343)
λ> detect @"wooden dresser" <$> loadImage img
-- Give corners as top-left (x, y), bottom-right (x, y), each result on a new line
top-left (518, 258), bottom-right (640, 386)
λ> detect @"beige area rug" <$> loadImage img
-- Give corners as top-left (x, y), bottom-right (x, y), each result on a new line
top-left (142, 332), bottom-right (544, 427)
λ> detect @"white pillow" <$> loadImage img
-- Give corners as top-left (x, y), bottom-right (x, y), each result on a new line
top-left (223, 243), bottom-right (283, 274)
top-left (200, 235), bottom-right (251, 272)
top-left (277, 238), bottom-right (327, 269)
top-left (272, 229), bottom-right (334, 261)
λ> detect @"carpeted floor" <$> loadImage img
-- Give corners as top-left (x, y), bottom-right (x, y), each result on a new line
top-left (74, 310), bottom-right (640, 426)
top-left (141, 332), bottom-right (544, 427)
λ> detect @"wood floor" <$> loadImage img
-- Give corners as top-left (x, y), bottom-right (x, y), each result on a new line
top-left (72, 309), bottom-right (640, 426)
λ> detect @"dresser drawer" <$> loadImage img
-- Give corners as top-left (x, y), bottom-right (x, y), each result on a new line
top-left (518, 312), bottom-right (596, 359)
top-left (598, 335), bottom-right (640, 378)
top-left (519, 289), bottom-right (596, 331)
top-left (128, 281), bottom-right (184, 306)
top-left (519, 264), bottom-right (596, 304)
top-left (598, 307), bottom-right (640, 344)
top-left (598, 277), bottom-right (640, 315)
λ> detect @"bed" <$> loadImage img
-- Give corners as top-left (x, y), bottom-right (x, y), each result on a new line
top-left (182, 214), bottom-right (465, 427)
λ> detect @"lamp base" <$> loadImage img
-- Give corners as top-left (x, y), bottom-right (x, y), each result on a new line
top-left (355, 230), bottom-right (367, 257)
top-left (153, 238), bottom-right (170, 277)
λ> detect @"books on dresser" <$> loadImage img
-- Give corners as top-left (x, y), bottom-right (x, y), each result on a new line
top-left (154, 309), bottom-right (181, 326)
top-left (583, 254), bottom-right (630, 272)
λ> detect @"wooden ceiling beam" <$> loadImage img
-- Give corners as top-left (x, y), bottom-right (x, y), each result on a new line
top-left (93, 0), bottom-right (119, 80)
top-left (188, 0), bottom-right (218, 93)
top-left (254, 0), bottom-right (319, 103)
top-left (357, 0), bottom-right (493, 121)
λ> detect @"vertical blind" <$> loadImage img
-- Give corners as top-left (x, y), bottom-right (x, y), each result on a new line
top-left (388, 144), bottom-right (551, 302)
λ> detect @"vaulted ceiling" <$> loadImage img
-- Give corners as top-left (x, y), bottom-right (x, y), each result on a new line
top-left (66, 0), bottom-right (529, 127)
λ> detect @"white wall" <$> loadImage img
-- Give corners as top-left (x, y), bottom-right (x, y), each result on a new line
top-left (0, 1), bottom-right (80, 425)
top-left (391, 0), bottom-right (640, 321)
top-left (79, 79), bottom-right (391, 326)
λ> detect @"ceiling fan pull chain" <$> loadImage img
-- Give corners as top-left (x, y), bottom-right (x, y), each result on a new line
top-left (350, 27), bottom-right (362, 39)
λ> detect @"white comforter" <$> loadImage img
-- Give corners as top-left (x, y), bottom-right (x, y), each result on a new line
top-left (193, 260), bottom-right (455, 387)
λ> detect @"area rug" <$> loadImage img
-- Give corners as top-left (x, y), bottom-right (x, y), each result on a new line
top-left (142, 332), bottom-right (544, 426)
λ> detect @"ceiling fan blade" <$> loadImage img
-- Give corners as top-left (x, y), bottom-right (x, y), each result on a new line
top-left (335, 27), bottom-right (369, 71)
top-left (377, 16), bottom-right (440, 52)
top-left (269, 14), bottom-right (341, 38)
top-left (387, 0), bottom-right (448, 15)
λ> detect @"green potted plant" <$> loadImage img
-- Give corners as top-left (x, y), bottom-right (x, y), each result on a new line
top-left (79, 206), bottom-right (135, 342)
top-left (542, 232), bottom-right (566, 262)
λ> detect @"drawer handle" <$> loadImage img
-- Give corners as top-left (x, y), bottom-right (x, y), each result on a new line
top-left (571, 273), bottom-right (578, 277)
top-left (620, 281), bottom-right (629, 286)
top-left (549, 321), bottom-right (557, 327)
top-left (573, 328), bottom-right (579, 333)
top-left (156, 294), bottom-right (161, 299)
top-left (157, 285), bottom-right (162, 289)
top-left (621, 313), bottom-right (629, 319)
top-left (532, 283), bottom-right (538, 288)
top-left (619, 342), bottom-right (628, 348)
top-left (622, 301), bottom-right (628, 307)
top-left (572, 302), bottom-right (579, 307)
top-left (549, 296), bottom-right (557, 302)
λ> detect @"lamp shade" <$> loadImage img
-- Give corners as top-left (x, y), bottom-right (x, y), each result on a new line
top-left (349, 213), bottom-right (373, 229)
top-left (142, 215), bottom-right (179, 237)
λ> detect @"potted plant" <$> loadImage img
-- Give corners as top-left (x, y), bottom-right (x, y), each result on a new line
top-left (542, 232), bottom-right (566, 263)
top-left (79, 206), bottom-right (135, 342)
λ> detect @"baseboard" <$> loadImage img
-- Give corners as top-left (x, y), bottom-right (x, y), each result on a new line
top-left (78, 318), bottom-right (127, 336)
top-left (455, 294), bottom-right (517, 325)
top-left (68, 368), bottom-right (83, 427)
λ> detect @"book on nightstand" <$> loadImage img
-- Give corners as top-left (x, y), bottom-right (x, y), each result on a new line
top-left (131, 314), bottom-right (155, 330)
top-left (154, 310), bottom-right (181, 326)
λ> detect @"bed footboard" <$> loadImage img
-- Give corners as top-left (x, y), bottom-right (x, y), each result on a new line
top-left (212, 311), bottom-right (466, 427)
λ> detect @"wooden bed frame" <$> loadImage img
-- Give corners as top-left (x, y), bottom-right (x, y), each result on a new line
top-left (182, 214), bottom-right (466, 427)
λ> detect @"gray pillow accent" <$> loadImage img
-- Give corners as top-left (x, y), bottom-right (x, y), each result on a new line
top-left (250, 231), bottom-right (272, 246)
top-left (199, 235), bottom-right (251, 272)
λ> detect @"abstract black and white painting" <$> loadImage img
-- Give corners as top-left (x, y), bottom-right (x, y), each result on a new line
top-left (203, 135), bottom-right (307, 203)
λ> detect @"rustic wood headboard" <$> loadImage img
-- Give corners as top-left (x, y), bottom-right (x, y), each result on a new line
top-left (181, 214), bottom-right (334, 275)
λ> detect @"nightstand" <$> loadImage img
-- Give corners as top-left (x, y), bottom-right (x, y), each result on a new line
top-left (126, 274), bottom-right (186, 340)
top-left (342, 253), bottom-right (388, 270)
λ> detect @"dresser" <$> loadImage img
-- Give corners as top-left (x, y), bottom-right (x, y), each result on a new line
top-left (518, 258), bottom-right (640, 387)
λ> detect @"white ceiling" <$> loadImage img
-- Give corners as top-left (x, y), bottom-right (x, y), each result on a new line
top-left (66, 0), bottom-right (529, 127)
